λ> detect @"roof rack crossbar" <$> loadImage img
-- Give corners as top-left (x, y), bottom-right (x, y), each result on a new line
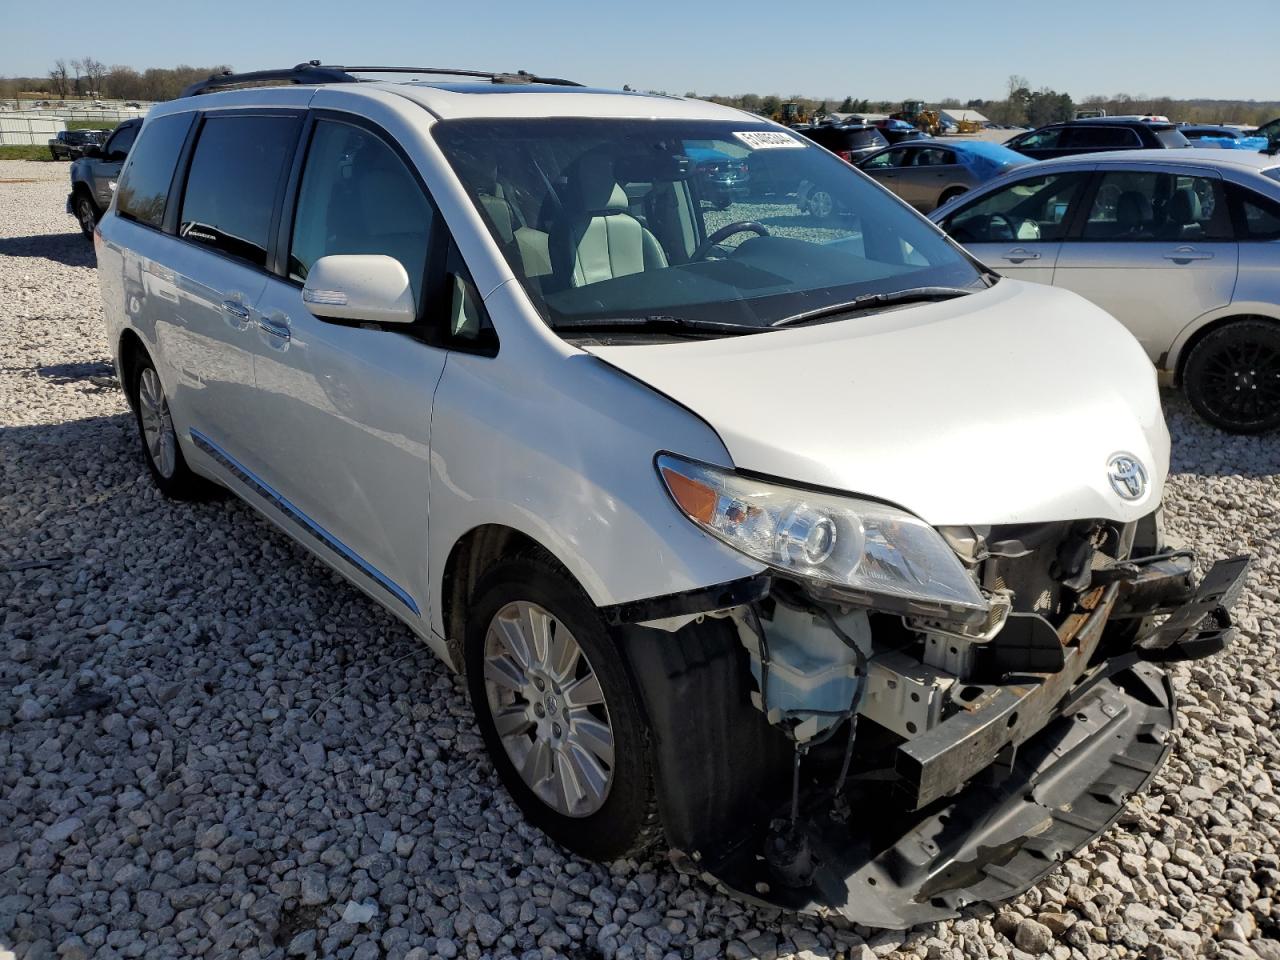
top-left (179, 62), bottom-right (581, 98)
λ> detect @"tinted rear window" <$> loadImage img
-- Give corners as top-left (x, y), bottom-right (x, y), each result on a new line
top-left (179, 114), bottom-right (299, 267)
top-left (1065, 126), bottom-right (1140, 148)
top-left (115, 113), bottom-right (195, 229)
top-left (1155, 127), bottom-right (1190, 147)
top-left (804, 127), bottom-right (887, 151)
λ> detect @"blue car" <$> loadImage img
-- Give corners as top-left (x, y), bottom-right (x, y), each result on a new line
top-left (1180, 125), bottom-right (1270, 151)
top-left (682, 145), bottom-right (751, 209)
top-left (857, 139), bottom-right (1033, 212)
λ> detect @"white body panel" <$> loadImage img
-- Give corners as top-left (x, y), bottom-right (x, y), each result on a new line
top-left (587, 279), bottom-right (1169, 527)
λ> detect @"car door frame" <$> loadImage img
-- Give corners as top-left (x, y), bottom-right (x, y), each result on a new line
top-left (240, 104), bottom-right (497, 641)
top-left (1051, 160), bottom-right (1241, 362)
top-left (936, 163), bottom-right (1097, 282)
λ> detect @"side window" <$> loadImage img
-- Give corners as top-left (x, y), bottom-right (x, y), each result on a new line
top-left (1082, 171), bottom-right (1228, 241)
top-left (179, 114), bottom-right (299, 267)
top-left (1231, 186), bottom-right (1280, 241)
top-left (947, 172), bottom-right (1088, 243)
top-left (863, 149), bottom-right (905, 170)
top-left (115, 113), bottom-right (195, 229)
top-left (289, 120), bottom-right (433, 310)
top-left (914, 148), bottom-right (955, 166)
top-left (1018, 128), bottom-right (1061, 149)
top-left (104, 124), bottom-right (137, 162)
top-left (1065, 127), bottom-right (1140, 149)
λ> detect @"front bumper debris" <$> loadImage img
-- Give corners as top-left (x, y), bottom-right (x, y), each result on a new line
top-left (695, 656), bottom-right (1175, 929)
top-left (619, 550), bottom-right (1249, 928)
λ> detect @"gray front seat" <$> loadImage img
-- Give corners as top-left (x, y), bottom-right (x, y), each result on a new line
top-left (552, 155), bottom-right (667, 286)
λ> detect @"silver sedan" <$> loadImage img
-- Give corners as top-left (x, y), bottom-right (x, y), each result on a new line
top-left (931, 149), bottom-right (1280, 433)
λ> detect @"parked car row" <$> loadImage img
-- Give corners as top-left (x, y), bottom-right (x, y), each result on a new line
top-left (66, 117), bottom-right (142, 238)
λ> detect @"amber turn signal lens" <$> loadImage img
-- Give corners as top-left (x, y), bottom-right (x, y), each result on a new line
top-left (661, 466), bottom-right (717, 524)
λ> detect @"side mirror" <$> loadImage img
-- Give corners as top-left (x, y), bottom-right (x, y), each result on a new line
top-left (302, 255), bottom-right (416, 326)
top-left (83, 145), bottom-right (103, 159)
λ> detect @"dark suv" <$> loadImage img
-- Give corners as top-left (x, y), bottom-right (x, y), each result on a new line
top-left (797, 122), bottom-right (889, 162)
top-left (67, 118), bottom-right (142, 238)
top-left (1005, 119), bottom-right (1189, 160)
top-left (48, 129), bottom-right (108, 160)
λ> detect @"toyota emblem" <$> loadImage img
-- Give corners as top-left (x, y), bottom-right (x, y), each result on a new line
top-left (1107, 453), bottom-right (1147, 501)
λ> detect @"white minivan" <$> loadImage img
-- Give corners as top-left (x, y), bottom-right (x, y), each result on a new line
top-left (95, 64), bottom-right (1247, 928)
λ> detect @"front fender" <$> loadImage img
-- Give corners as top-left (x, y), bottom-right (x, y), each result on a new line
top-left (425, 282), bottom-right (763, 641)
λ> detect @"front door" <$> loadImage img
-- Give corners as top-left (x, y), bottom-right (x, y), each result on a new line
top-left (1052, 167), bottom-right (1239, 361)
top-left (164, 111), bottom-right (301, 478)
top-left (939, 169), bottom-right (1093, 284)
top-left (250, 115), bottom-right (448, 623)
top-left (91, 121), bottom-right (138, 209)
top-left (895, 146), bottom-right (961, 211)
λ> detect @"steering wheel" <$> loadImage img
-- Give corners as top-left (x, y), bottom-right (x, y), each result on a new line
top-left (692, 221), bottom-right (770, 261)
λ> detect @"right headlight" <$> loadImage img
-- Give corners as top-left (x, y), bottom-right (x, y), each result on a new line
top-left (657, 453), bottom-right (988, 623)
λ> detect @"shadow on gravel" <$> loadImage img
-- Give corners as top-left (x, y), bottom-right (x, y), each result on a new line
top-left (0, 232), bottom-right (95, 267)
top-left (36, 360), bottom-right (119, 392)
top-left (1161, 392), bottom-right (1280, 479)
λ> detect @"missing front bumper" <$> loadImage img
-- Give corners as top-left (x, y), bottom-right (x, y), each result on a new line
top-left (686, 656), bottom-right (1175, 929)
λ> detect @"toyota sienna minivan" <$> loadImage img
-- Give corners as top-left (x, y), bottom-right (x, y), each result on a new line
top-left (94, 63), bottom-right (1248, 928)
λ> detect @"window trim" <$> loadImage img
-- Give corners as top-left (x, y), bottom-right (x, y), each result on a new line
top-left (169, 108), bottom-right (306, 271)
top-left (114, 112), bottom-right (197, 234)
top-left (275, 109), bottom-right (497, 354)
top-left (1226, 182), bottom-right (1280, 242)
top-left (1069, 167), bottom-right (1231, 243)
top-left (942, 170), bottom-right (1093, 242)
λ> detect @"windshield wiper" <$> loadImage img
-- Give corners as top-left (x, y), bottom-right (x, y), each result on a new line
top-left (771, 286), bottom-right (979, 328)
top-left (553, 315), bottom-right (766, 337)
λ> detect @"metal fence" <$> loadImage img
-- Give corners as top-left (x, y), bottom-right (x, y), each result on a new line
top-left (0, 114), bottom-right (66, 146)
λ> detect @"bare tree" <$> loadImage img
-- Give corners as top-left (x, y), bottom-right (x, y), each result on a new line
top-left (70, 57), bottom-right (85, 97)
top-left (49, 59), bottom-right (69, 99)
top-left (82, 57), bottom-right (107, 98)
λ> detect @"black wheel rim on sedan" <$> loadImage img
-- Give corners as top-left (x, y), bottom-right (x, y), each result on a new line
top-left (1199, 337), bottom-right (1280, 427)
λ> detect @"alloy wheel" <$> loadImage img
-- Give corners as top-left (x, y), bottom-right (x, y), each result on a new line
top-left (137, 367), bottom-right (177, 478)
top-left (809, 190), bottom-right (834, 218)
top-left (1198, 338), bottom-right (1280, 427)
top-left (76, 196), bottom-right (96, 235)
top-left (482, 600), bottom-right (615, 817)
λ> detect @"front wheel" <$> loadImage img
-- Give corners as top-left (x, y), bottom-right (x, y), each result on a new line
top-left (464, 555), bottom-right (660, 861)
top-left (1182, 320), bottom-right (1280, 434)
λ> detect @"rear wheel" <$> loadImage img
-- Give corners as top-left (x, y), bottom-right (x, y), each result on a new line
top-left (937, 186), bottom-right (967, 209)
top-left (1182, 320), bottom-right (1280, 433)
top-left (131, 356), bottom-right (219, 500)
top-left (807, 189), bottom-right (835, 219)
top-left (73, 192), bottom-right (98, 239)
top-left (464, 554), bottom-right (660, 861)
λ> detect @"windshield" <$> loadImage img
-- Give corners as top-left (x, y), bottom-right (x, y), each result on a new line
top-left (433, 118), bottom-right (981, 338)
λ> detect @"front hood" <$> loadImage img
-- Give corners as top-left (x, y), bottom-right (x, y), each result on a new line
top-left (586, 280), bottom-right (1169, 526)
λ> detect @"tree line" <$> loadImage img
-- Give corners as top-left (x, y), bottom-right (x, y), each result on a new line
top-left (687, 76), bottom-right (1279, 127)
top-left (1, 61), bottom-right (230, 103)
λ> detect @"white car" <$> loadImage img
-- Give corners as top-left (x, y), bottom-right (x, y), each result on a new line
top-left (931, 149), bottom-right (1280, 433)
top-left (94, 63), bottom-right (1247, 929)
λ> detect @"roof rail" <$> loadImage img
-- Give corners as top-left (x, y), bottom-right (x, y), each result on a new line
top-left (179, 61), bottom-right (582, 98)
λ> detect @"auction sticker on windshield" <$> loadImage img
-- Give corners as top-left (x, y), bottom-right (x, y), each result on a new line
top-left (734, 131), bottom-right (805, 149)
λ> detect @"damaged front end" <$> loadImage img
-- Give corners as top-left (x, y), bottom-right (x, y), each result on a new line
top-left (617, 498), bottom-right (1249, 928)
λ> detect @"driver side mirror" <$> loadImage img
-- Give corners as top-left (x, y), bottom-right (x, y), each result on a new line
top-left (83, 145), bottom-right (103, 159)
top-left (301, 254), bottom-right (416, 326)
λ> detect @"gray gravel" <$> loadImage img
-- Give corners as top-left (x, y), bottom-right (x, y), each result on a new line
top-left (2, 158), bottom-right (1279, 960)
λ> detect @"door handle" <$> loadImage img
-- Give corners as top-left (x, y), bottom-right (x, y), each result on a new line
top-left (1002, 247), bottom-right (1041, 263)
top-left (257, 315), bottom-right (291, 344)
top-left (1164, 246), bottom-right (1213, 262)
top-left (221, 299), bottom-right (251, 329)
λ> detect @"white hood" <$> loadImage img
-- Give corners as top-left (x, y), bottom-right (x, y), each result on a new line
top-left (586, 279), bottom-right (1169, 527)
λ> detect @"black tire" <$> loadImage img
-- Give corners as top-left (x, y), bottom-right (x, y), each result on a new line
top-left (464, 554), bottom-right (661, 861)
top-left (129, 354), bottom-right (220, 500)
top-left (73, 191), bottom-right (98, 240)
top-left (1182, 320), bottom-right (1280, 434)
top-left (937, 187), bottom-right (967, 209)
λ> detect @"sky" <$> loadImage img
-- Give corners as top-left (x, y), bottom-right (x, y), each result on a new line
top-left (2, 0), bottom-right (1277, 103)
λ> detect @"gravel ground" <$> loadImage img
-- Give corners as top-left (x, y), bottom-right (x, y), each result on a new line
top-left (1, 158), bottom-right (1278, 960)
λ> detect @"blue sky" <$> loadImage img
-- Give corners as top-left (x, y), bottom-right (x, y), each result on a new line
top-left (3, 0), bottom-right (1277, 102)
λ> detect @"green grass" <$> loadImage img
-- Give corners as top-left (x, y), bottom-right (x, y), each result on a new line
top-left (66, 120), bottom-right (116, 131)
top-left (0, 145), bottom-right (58, 161)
